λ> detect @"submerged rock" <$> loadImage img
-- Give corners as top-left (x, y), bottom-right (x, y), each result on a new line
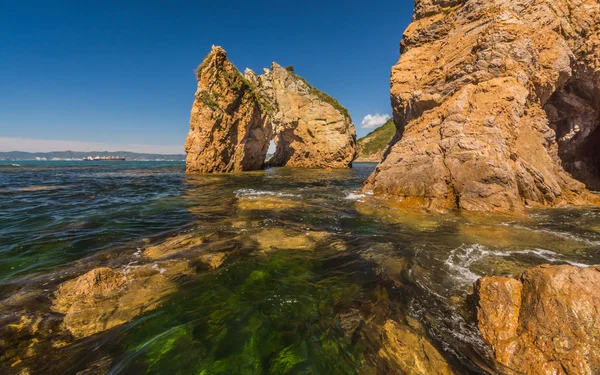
top-left (474, 265), bottom-right (600, 374)
top-left (378, 319), bottom-right (455, 375)
top-left (185, 46), bottom-right (272, 173)
top-left (52, 261), bottom-right (192, 339)
top-left (250, 228), bottom-right (330, 252)
top-left (365, 0), bottom-right (600, 213)
top-left (251, 63), bottom-right (357, 168)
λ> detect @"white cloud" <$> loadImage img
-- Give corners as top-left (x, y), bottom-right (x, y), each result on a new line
top-left (0, 137), bottom-right (183, 155)
top-left (361, 113), bottom-right (391, 129)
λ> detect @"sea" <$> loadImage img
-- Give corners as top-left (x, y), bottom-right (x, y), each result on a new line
top-left (1, 160), bottom-right (599, 374)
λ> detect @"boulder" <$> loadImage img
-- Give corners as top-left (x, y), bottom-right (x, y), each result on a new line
top-left (474, 265), bottom-right (600, 374)
top-left (365, 0), bottom-right (600, 213)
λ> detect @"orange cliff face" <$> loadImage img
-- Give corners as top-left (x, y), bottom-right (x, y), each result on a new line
top-left (364, 0), bottom-right (600, 214)
top-left (184, 46), bottom-right (357, 173)
top-left (184, 46), bottom-right (272, 173)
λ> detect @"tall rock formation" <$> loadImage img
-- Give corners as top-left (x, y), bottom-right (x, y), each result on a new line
top-left (185, 46), bottom-right (271, 173)
top-left (365, 0), bottom-right (600, 213)
top-left (474, 265), bottom-right (600, 374)
top-left (248, 64), bottom-right (356, 169)
top-left (185, 47), bottom-right (356, 173)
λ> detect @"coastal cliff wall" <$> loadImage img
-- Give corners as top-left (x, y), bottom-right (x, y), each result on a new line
top-left (185, 47), bottom-right (356, 173)
top-left (365, 0), bottom-right (600, 213)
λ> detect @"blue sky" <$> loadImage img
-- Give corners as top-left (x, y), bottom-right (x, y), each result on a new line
top-left (0, 1), bottom-right (413, 153)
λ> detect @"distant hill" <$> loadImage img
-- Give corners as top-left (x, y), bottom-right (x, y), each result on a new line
top-left (0, 151), bottom-right (186, 161)
top-left (355, 119), bottom-right (396, 162)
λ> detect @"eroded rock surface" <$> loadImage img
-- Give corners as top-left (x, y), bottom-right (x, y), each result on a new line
top-left (52, 261), bottom-right (192, 338)
top-left (365, 0), bottom-right (600, 213)
top-left (249, 64), bottom-right (357, 168)
top-left (474, 265), bottom-right (600, 374)
top-left (185, 46), bottom-right (356, 173)
top-left (185, 46), bottom-right (272, 173)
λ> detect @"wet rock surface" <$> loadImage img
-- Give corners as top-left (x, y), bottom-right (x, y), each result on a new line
top-left (474, 265), bottom-right (600, 374)
top-left (365, 0), bottom-right (600, 213)
top-left (52, 260), bottom-right (192, 339)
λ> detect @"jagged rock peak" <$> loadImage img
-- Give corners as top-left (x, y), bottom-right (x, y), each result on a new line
top-left (364, 0), bottom-right (600, 214)
top-left (184, 46), bottom-right (271, 173)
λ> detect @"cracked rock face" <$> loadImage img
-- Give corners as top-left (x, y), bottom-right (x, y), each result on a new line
top-left (185, 47), bottom-right (356, 173)
top-left (474, 265), bottom-right (600, 374)
top-left (365, 0), bottom-right (600, 213)
top-left (185, 46), bottom-right (272, 173)
top-left (249, 64), bottom-right (357, 169)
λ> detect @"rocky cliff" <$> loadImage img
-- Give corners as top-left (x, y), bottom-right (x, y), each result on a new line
top-left (365, 0), bottom-right (599, 213)
top-left (248, 64), bottom-right (356, 169)
top-left (185, 47), bottom-right (356, 173)
top-left (185, 46), bottom-right (272, 173)
top-left (474, 265), bottom-right (600, 374)
top-left (356, 119), bottom-right (396, 162)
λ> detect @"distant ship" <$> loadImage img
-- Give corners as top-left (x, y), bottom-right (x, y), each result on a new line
top-left (83, 156), bottom-right (126, 161)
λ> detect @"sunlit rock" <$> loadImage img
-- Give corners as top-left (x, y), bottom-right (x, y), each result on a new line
top-left (474, 265), bottom-right (600, 374)
top-left (52, 261), bottom-right (192, 339)
top-left (365, 0), bottom-right (600, 213)
top-left (378, 318), bottom-right (455, 375)
top-left (185, 46), bottom-right (272, 173)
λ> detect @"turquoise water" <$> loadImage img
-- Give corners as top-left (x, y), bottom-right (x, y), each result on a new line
top-left (1, 161), bottom-right (600, 374)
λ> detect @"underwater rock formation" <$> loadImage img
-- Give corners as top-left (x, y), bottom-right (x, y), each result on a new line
top-left (474, 265), bottom-right (600, 374)
top-left (185, 46), bottom-right (356, 173)
top-left (52, 261), bottom-right (192, 338)
top-left (248, 63), bottom-right (357, 168)
top-left (185, 46), bottom-right (272, 173)
top-left (365, 0), bottom-right (600, 213)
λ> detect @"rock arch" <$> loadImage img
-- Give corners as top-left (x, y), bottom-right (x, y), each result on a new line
top-left (185, 47), bottom-right (356, 173)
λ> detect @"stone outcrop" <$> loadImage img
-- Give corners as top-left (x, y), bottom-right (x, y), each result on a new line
top-left (365, 0), bottom-right (600, 213)
top-left (473, 265), bottom-right (600, 374)
top-left (185, 46), bottom-right (357, 173)
top-left (248, 64), bottom-right (357, 168)
top-left (185, 46), bottom-right (272, 173)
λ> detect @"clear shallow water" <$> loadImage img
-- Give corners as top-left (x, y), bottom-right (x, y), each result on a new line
top-left (1, 161), bottom-right (600, 374)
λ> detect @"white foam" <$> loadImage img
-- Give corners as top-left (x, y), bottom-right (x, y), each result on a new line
top-left (344, 192), bottom-right (366, 201)
top-left (234, 189), bottom-right (299, 198)
top-left (444, 244), bottom-right (590, 284)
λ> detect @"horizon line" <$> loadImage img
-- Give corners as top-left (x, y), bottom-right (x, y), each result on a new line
top-left (0, 137), bottom-right (184, 155)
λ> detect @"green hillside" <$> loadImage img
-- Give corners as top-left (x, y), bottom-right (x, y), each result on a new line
top-left (356, 119), bottom-right (396, 160)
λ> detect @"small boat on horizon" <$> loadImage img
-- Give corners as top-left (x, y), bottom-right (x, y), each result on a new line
top-left (83, 156), bottom-right (126, 161)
